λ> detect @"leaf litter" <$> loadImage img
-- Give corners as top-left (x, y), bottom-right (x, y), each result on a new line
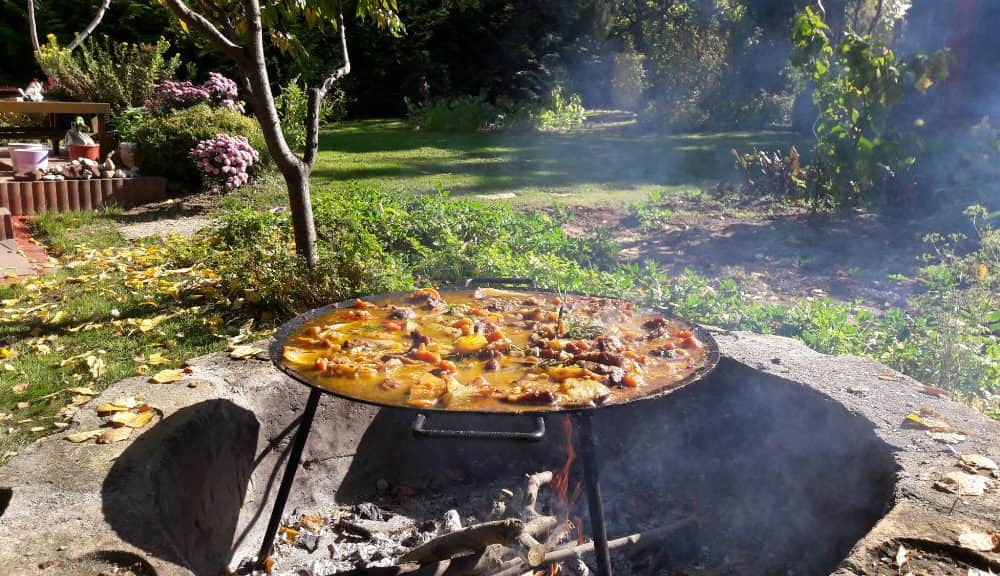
top-left (64, 395), bottom-right (159, 445)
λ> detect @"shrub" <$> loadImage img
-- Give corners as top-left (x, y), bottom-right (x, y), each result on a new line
top-left (110, 106), bottom-right (145, 143)
top-left (407, 87), bottom-right (586, 133)
top-left (37, 35), bottom-right (180, 111)
top-left (407, 95), bottom-right (500, 132)
top-left (732, 147), bottom-right (807, 200)
top-left (611, 49), bottom-right (646, 111)
top-left (790, 7), bottom-right (952, 207)
top-left (197, 206), bottom-right (413, 317)
top-left (134, 104), bottom-right (269, 186)
top-left (274, 77), bottom-right (347, 152)
top-left (143, 80), bottom-right (209, 114)
top-left (145, 73), bottom-right (244, 115)
top-left (189, 134), bottom-right (260, 191)
top-left (532, 86), bottom-right (586, 131)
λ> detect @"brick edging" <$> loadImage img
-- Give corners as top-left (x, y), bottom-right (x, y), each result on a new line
top-left (0, 177), bottom-right (167, 215)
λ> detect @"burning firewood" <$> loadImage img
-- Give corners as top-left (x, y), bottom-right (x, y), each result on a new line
top-left (488, 516), bottom-right (696, 576)
top-left (524, 471), bottom-right (553, 519)
top-left (398, 518), bottom-right (528, 564)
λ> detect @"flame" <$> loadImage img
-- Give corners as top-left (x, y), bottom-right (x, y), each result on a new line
top-left (548, 564), bottom-right (561, 576)
top-left (551, 415), bottom-right (576, 506)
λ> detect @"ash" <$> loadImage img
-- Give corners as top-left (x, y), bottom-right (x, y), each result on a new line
top-left (249, 474), bottom-right (532, 576)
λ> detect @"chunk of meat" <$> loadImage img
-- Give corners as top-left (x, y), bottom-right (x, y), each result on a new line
top-left (410, 287), bottom-right (443, 309)
top-left (595, 336), bottom-right (623, 353)
top-left (503, 389), bottom-right (559, 405)
top-left (409, 329), bottom-right (430, 351)
top-left (388, 306), bottom-right (416, 320)
top-left (576, 360), bottom-right (626, 386)
top-left (573, 351), bottom-right (625, 367)
top-left (484, 357), bottom-right (501, 372)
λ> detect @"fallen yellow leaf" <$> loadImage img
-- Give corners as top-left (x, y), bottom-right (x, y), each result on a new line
top-left (66, 386), bottom-right (97, 395)
top-left (230, 345), bottom-right (263, 360)
top-left (97, 426), bottom-right (133, 444)
top-left (145, 352), bottom-right (169, 366)
top-left (69, 395), bottom-right (92, 406)
top-left (12, 383), bottom-right (27, 394)
top-left (0, 347), bottom-right (15, 359)
top-left (107, 410), bottom-right (156, 429)
top-left (96, 396), bottom-right (140, 415)
top-left (65, 429), bottom-right (103, 443)
top-left (902, 412), bottom-right (956, 433)
top-left (29, 426), bottom-right (45, 432)
top-left (151, 368), bottom-right (186, 383)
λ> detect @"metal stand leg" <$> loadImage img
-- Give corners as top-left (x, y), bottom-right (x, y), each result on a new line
top-left (577, 413), bottom-right (613, 576)
top-left (256, 387), bottom-right (323, 568)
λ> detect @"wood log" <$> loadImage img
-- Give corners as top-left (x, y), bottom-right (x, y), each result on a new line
top-left (523, 515), bottom-right (557, 539)
top-left (487, 517), bottom-right (696, 576)
top-left (399, 519), bottom-right (526, 565)
top-left (524, 471), bottom-right (553, 518)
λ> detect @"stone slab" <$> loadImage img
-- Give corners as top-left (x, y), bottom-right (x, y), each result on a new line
top-left (0, 331), bottom-right (995, 575)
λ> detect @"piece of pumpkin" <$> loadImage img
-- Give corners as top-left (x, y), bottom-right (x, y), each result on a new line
top-left (454, 334), bottom-right (489, 355)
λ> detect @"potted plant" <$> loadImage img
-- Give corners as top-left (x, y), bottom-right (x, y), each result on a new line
top-left (112, 106), bottom-right (144, 170)
top-left (65, 116), bottom-right (100, 161)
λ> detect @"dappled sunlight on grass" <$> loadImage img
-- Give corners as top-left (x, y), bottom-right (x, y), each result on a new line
top-left (310, 117), bottom-right (803, 206)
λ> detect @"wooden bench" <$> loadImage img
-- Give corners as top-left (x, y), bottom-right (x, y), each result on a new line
top-left (0, 101), bottom-right (111, 158)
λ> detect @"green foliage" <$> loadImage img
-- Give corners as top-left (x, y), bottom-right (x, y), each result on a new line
top-left (37, 35), bottom-right (180, 111)
top-left (311, 184), bottom-right (617, 282)
top-left (532, 86), bottom-right (586, 131)
top-left (110, 106), bottom-right (145, 142)
top-left (133, 104), bottom-right (268, 186)
top-left (611, 49), bottom-right (646, 111)
top-left (274, 76), bottom-right (347, 152)
top-left (407, 95), bottom-right (501, 132)
top-left (408, 86), bottom-right (586, 133)
top-left (626, 190), bottom-right (673, 231)
top-left (790, 7), bottom-right (952, 207)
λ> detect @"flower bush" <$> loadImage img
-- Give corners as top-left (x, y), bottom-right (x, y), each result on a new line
top-left (203, 72), bottom-right (243, 112)
top-left (145, 73), bottom-right (244, 114)
top-left (189, 134), bottom-right (260, 190)
top-left (145, 80), bottom-right (210, 114)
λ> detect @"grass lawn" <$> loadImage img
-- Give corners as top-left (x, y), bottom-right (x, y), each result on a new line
top-left (308, 112), bottom-right (804, 207)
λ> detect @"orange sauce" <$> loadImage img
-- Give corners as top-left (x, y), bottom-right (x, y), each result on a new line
top-left (280, 288), bottom-right (712, 413)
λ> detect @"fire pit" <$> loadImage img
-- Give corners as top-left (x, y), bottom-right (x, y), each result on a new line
top-left (258, 278), bottom-right (720, 575)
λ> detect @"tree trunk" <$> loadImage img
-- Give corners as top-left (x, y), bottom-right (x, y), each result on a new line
top-left (285, 168), bottom-right (319, 268)
top-left (26, 0), bottom-right (40, 53)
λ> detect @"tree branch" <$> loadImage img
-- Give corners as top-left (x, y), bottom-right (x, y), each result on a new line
top-left (66, 0), bottom-right (111, 51)
top-left (303, 3), bottom-right (350, 170)
top-left (26, 0), bottom-right (40, 53)
top-left (162, 0), bottom-right (245, 63)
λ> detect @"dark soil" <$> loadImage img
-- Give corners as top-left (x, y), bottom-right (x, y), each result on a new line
top-left (565, 199), bottom-right (934, 309)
